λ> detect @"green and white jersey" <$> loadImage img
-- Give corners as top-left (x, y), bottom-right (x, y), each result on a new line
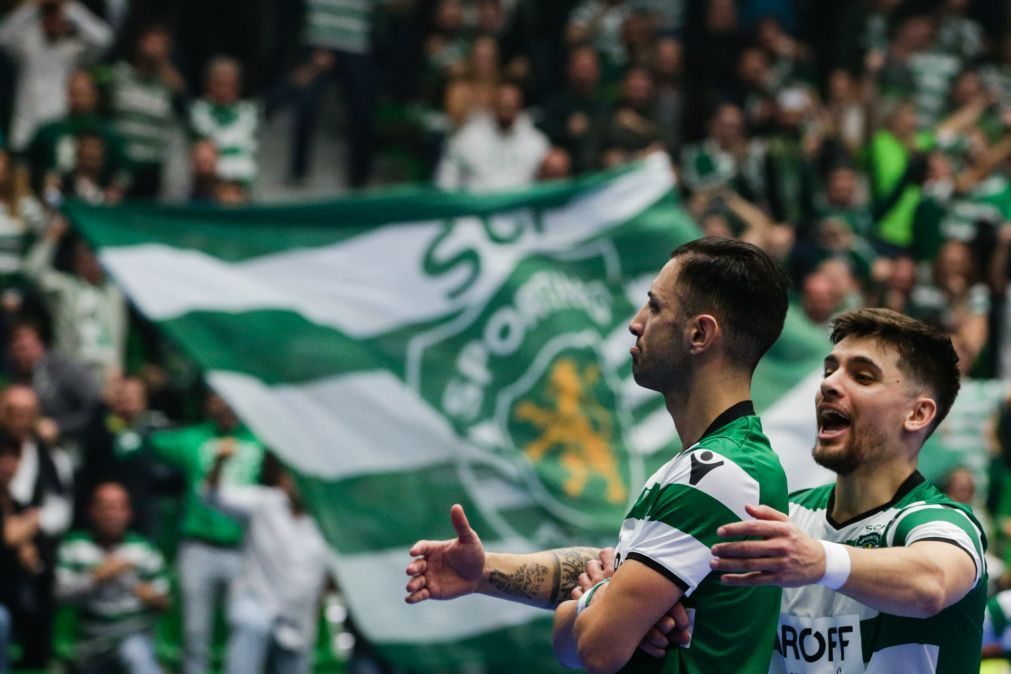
top-left (105, 62), bottom-right (175, 167)
top-left (775, 473), bottom-right (986, 674)
top-left (614, 402), bottom-right (788, 674)
top-left (908, 51), bottom-right (961, 130)
top-left (189, 98), bottom-right (260, 184)
top-left (304, 0), bottom-right (373, 55)
top-left (56, 531), bottom-right (168, 651)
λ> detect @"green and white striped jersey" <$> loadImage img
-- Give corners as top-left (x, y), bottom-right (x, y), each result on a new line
top-left (614, 403), bottom-right (788, 674)
top-left (775, 473), bottom-right (986, 674)
top-left (189, 98), bottom-right (260, 184)
top-left (106, 62), bottom-right (175, 168)
top-left (304, 0), bottom-right (373, 55)
top-left (56, 531), bottom-right (169, 652)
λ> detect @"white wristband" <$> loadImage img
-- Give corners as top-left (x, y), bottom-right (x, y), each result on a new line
top-left (818, 540), bottom-right (851, 590)
top-left (576, 579), bottom-right (609, 615)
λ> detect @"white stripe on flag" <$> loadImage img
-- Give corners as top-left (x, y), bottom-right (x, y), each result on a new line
top-left (207, 370), bottom-right (463, 479)
top-left (99, 153), bottom-right (675, 338)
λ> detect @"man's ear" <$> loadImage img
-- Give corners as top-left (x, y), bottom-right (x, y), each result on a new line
top-left (688, 314), bottom-right (720, 354)
top-left (904, 396), bottom-right (937, 434)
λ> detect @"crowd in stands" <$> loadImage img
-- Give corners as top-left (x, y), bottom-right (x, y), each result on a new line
top-left (0, 0), bottom-right (1010, 672)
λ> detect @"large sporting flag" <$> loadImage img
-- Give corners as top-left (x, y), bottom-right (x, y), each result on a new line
top-left (67, 153), bottom-right (830, 672)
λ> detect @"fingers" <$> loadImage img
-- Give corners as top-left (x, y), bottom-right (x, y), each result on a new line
top-left (716, 519), bottom-right (786, 539)
top-left (408, 540), bottom-right (434, 558)
top-left (405, 588), bottom-right (431, 604)
top-left (710, 540), bottom-right (781, 559)
top-left (405, 557), bottom-right (427, 575)
top-left (710, 555), bottom-right (782, 573)
top-left (584, 559), bottom-right (607, 583)
top-left (745, 503), bottom-right (790, 521)
top-left (668, 602), bottom-right (691, 631)
top-left (577, 572), bottom-right (594, 592)
top-left (571, 586), bottom-right (584, 600)
top-left (598, 547), bottom-right (616, 570)
top-left (450, 504), bottom-right (478, 544)
top-left (405, 574), bottom-right (427, 593)
top-left (719, 571), bottom-right (775, 586)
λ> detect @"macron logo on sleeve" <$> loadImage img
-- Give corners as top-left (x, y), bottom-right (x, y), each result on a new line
top-left (689, 450), bottom-right (725, 486)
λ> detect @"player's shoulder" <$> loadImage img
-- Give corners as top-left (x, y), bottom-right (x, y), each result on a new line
top-left (788, 483), bottom-right (834, 511)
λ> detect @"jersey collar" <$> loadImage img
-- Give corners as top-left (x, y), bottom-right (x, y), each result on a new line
top-left (698, 400), bottom-right (755, 443)
top-left (825, 470), bottom-right (925, 529)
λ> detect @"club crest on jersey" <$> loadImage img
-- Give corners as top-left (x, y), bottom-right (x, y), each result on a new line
top-left (689, 450), bottom-right (724, 485)
top-left (849, 532), bottom-right (884, 548)
top-left (406, 253), bottom-right (644, 540)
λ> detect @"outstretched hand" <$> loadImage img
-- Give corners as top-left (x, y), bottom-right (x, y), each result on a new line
top-left (405, 504), bottom-right (485, 604)
top-left (710, 504), bottom-right (825, 587)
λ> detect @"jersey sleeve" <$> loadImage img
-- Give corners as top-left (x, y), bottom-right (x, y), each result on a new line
top-left (622, 449), bottom-right (762, 596)
top-left (888, 503), bottom-right (985, 586)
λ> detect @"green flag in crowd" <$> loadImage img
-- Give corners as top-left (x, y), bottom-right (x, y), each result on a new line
top-left (67, 153), bottom-right (831, 673)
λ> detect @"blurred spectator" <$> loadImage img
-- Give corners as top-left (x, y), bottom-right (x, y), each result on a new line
top-left (0, 430), bottom-right (52, 670)
top-left (78, 376), bottom-right (173, 537)
top-left (189, 55), bottom-right (260, 187)
top-left (538, 44), bottom-right (607, 175)
top-left (4, 322), bottom-right (100, 445)
top-left (0, 0), bottom-right (112, 151)
top-left (935, 0), bottom-right (984, 63)
top-left (290, 0), bottom-right (380, 189)
top-left (761, 86), bottom-right (819, 227)
top-left (824, 69), bottom-right (869, 159)
top-left (877, 13), bottom-right (961, 131)
top-left (189, 138), bottom-right (220, 204)
top-left (56, 481), bottom-right (168, 674)
top-left (213, 179), bottom-right (251, 206)
top-left (149, 391), bottom-right (265, 674)
top-left (537, 147), bottom-right (573, 182)
top-left (651, 37), bottom-right (684, 154)
top-left (52, 131), bottom-right (126, 205)
top-left (204, 447), bottom-right (330, 674)
top-left (422, 0), bottom-right (470, 106)
top-left (102, 22), bottom-right (186, 199)
top-left (908, 239), bottom-right (989, 373)
top-left (23, 69), bottom-right (129, 193)
top-left (444, 35), bottom-right (501, 129)
top-left (0, 148), bottom-right (45, 279)
top-left (566, 0), bottom-right (633, 83)
top-left (1, 384), bottom-right (74, 537)
top-left (597, 65), bottom-right (663, 168)
top-left (22, 216), bottom-right (127, 384)
top-left (943, 465), bottom-right (977, 505)
top-left (991, 223), bottom-right (1011, 379)
top-left (800, 269), bottom-right (842, 328)
top-left (435, 82), bottom-right (549, 191)
top-left (680, 101), bottom-right (763, 198)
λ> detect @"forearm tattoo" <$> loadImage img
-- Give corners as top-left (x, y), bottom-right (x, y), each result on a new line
top-left (488, 563), bottom-right (550, 603)
top-left (551, 547), bottom-right (599, 607)
top-left (486, 547), bottom-right (599, 608)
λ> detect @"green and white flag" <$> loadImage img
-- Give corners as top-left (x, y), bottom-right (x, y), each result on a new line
top-left (67, 153), bottom-right (830, 673)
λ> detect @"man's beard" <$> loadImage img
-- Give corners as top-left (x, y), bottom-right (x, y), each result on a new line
top-left (811, 421), bottom-right (886, 476)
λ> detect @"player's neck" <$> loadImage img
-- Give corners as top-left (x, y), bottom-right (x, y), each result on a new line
top-left (832, 458), bottom-right (919, 522)
top-left (666, 369), bottom-right (752, 449)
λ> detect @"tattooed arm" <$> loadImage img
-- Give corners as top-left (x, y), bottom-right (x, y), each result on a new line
top-left (406, 504), bottom-right (600, 609)
top-left (481, 547), bottom-right (600, 608)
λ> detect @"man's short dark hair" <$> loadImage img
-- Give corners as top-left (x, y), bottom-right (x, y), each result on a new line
top-left (829, 308), bottom-right (960, 434)
top-left (670, 236), bottom-right (789, 372)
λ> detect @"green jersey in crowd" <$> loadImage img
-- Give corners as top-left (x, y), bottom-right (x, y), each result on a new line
top-left (613, 402), bottom-right (788, 674)
top-left (150, 422), bottom-right (265, 546)
top-left (775, 473), bottom-right (986, 674)
top-left (56, 531), bottom-right (168, 656)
